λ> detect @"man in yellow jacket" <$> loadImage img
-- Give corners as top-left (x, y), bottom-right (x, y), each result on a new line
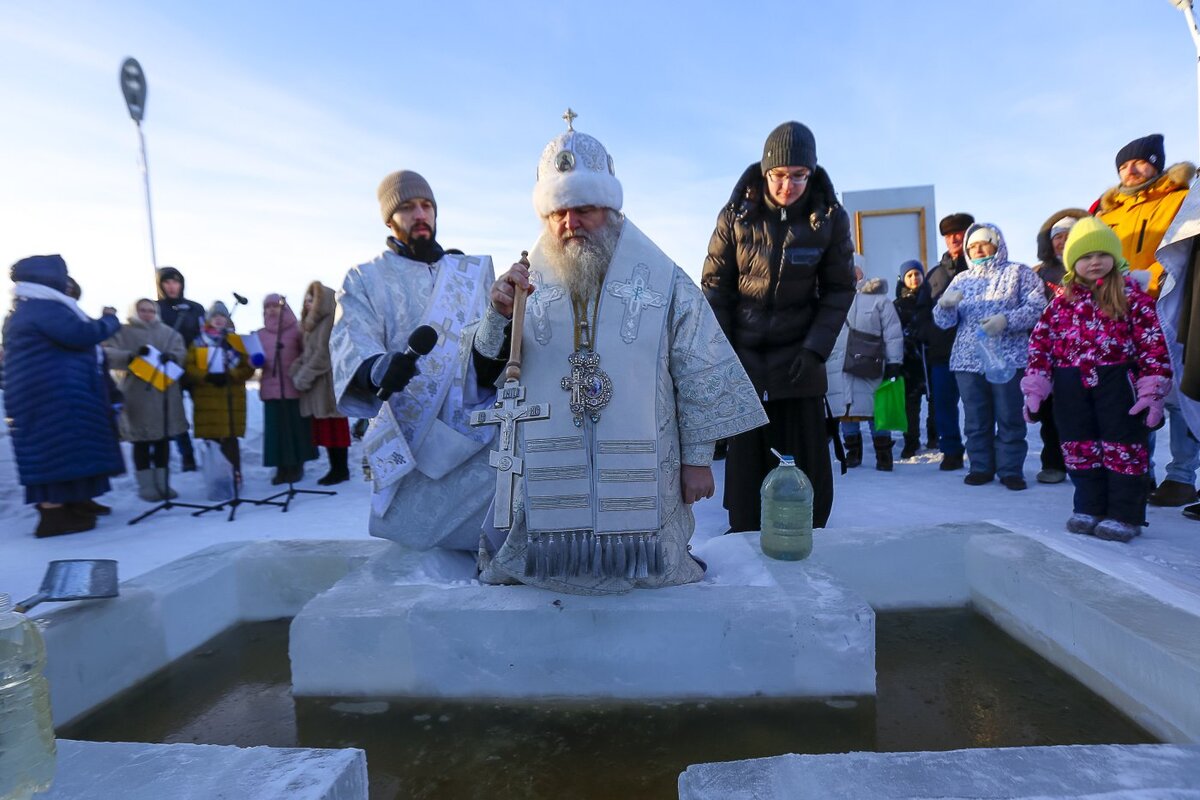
top-left (1096, 133), bottom-right (1195, 300)
top-left (1098, 134), bottom-right (1198, 508)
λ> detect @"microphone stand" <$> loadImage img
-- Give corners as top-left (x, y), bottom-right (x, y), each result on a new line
top-left (129, 309), bottom-right (220, 524)
top-left (261, 301), bottom-right (335, 511)
top-left (193, 334), bottom-right (283, 521)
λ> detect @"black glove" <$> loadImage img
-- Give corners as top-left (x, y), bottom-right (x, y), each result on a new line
top-left (371, 351), bottom-right (420, 400)
top-left (137, 345), bottom-right (151, 356)
top-left (160, 353), bottom-right (177, 365)
top-left (788, 348), bottom-right (824, 385)
top-left (884, 363), bottom-right (904, 380)
top-left (205, 372), bottom-right (229, 388)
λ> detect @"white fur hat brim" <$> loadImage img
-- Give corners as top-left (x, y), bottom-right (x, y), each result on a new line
top-left (533, 170), bottom-right (623, 218)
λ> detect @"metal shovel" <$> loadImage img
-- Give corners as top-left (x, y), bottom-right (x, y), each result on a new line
top-left (14, 559), bottom-right (119, 613)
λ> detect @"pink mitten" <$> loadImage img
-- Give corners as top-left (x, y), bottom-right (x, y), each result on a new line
top-left (1020, 372), bottom-right (1052, 422)
top-left (1129, 375), bottom-right (1172, 428)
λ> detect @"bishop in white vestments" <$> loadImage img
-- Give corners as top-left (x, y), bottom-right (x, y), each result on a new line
top-left (474, 115), bottom-right (768, 594)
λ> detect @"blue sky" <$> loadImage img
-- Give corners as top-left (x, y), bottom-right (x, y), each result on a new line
top-left (2, 1), bottom-right (1198, 320)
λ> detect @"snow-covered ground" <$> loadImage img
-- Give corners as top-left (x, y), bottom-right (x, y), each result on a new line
top-left (3, 389), bottom-right (1200, 617)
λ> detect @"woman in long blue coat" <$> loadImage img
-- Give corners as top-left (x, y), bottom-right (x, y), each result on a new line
top-left (3, 255), bottom-right (124, 537)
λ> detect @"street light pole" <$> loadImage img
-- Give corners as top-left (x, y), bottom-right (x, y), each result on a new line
top-left (1169, 0), bottom-right (1200, 163)
top-left (119, 57), bottom-right (158, 285)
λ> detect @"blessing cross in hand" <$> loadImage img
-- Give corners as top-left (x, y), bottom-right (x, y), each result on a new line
top-left (470, 385), bottom-right (549, 529)
top-left (469, 250), bottom-right (550, 529)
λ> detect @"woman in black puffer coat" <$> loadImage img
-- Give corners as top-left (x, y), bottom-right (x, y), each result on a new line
top-left (702, 121), bottom-right (857, 531)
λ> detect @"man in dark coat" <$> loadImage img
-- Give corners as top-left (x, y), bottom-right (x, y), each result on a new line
top-left (702, 121), bottom-right (856, 530)
top-left (155, 266), bottom-right (204, 471)
top-left (914, 212), bottom-right (974, 471)
top-left (4, 255), bottom-right (124, 537)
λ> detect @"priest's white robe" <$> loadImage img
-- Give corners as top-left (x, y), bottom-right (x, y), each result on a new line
top-left (331, 248), bottom-right (496, 550)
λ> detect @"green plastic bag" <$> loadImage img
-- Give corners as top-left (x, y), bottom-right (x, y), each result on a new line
top-left (874, 377), bottom-right (907, 433)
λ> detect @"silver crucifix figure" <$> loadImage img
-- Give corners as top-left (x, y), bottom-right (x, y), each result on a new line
top-left (470, 251), bottom-right (550, 529)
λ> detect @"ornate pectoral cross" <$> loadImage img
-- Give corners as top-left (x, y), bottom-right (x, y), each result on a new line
top-left (470, 251), bottom-right (550, 529)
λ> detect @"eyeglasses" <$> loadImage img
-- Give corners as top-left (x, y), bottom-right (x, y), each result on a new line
top-left (765, 169), bottom-right (810, 185)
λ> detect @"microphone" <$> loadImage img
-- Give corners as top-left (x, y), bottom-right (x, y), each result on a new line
top-left (377, 325), bottom-right (439, 401)
top-left (232, 293), bottom-right (249, 305)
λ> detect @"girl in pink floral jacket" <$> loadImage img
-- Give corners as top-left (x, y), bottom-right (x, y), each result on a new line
top-left (1022, 217), bottom-right (1171, 542)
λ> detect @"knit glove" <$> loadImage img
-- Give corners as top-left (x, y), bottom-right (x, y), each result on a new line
top-left (980, 314), bottom-right (1007, 337)
top-left (937, 289), bottom-right (963, 310)
top-left (787, 348), bottom-right (824, 386)
top-left (1020, 372), bottom-right (1051, 423)
top-left (250, 352), bottom-right (266, 368)
top-left (883, 363), bottom-right (904, 380)
top-left (1129, 374), bottom-right (1172, 428)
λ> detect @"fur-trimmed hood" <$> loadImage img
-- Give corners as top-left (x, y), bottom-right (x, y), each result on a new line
top-left (301, 281), bottom-right (336, 333)
top-left (1097, 162), bottom-right (1196, 215)
top-left (727, 161), bottom-right (842, 230)
top-left (1035, 207), bottom-right (1090, 266)
top-left (857, 276), bottom-right (888, 295)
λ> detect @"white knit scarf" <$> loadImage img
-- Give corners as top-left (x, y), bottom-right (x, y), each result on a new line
top-left (13, 281), bottom-right (92, 321)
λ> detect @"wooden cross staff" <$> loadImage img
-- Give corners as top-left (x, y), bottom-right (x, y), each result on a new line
top-left (470, 252), bottom-right (551, 529)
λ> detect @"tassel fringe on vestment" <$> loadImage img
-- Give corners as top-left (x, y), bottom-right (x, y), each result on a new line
top-left (524, 531), bottom-right (662, 581)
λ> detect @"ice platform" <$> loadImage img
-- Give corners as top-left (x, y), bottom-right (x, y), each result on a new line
top-left (41, 739), bottom-right (367, 800)
top-left (678, 743), bottom-right (1200, 799)
top-left (289, 535), bottom-right (876, 699)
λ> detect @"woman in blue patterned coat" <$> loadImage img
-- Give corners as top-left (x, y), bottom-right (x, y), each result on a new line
top-left (3, 255), bottom-right (124, 537)
top-left (933, 223), bottom-right (1046, 490)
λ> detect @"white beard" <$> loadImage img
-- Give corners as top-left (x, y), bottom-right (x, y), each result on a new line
top-left (542, 218), bottom-right (622, 303)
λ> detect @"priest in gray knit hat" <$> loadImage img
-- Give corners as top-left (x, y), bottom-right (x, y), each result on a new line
top-left (329, 168), bottom-right (500, 552)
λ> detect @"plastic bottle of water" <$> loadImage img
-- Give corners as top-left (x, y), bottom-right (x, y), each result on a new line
top-left (0, 593), bottom-right (55, 800)
top-left (760, 450), bottom-right (814, 561)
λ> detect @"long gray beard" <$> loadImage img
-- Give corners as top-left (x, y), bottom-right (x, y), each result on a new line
top-left (543, 218), bottom-right (622, 303)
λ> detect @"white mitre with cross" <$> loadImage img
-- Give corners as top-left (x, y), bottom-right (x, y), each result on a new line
top-left (532, 108), bottom-right (623, 218)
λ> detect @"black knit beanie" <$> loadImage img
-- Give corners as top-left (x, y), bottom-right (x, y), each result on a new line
top-left (1114, 134), bottom-right (1165, 172)
top-left (761, 121), bottom-right (817, 173)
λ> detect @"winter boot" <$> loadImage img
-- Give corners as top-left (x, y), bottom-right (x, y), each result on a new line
top-left (939, 453), bottom-right (964, 471)
top-left (135, 468), bottom-right (161, 501)
top-left (270, 469), bottom-right (287, 486)
top-left (900, 435), bottom-right (919, 460)
top-left (153, 468), bottom-right (178, 499)
top-left (70, 499), bottom-right (111, 516)
top-left (1093, 518), bottom-right (1141, 542)
top-left (318, 447), bottom-right (350, 486)
top-left (1148, 479), bottom-right (1198, 507)
top-left (1065, 513), bottom-right (1102, 535)
top-left (873, 434), bottom-right (894, 472)
top-left (35, 505), bottom-right (96, 538)
top-left (844, 434), bottom-right (863, 469)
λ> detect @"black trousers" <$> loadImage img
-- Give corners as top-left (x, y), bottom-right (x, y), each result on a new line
top-left (1052, 364), bottom-right (1149, 524)
top-left (132, 441), bottom-right (169, 470)
top-left (1038, 394), bottom-right (1066, 472)
top-left (724, 396), bottom-right (833, 532)
top-left (903, 381), bottom-right (936, 447)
